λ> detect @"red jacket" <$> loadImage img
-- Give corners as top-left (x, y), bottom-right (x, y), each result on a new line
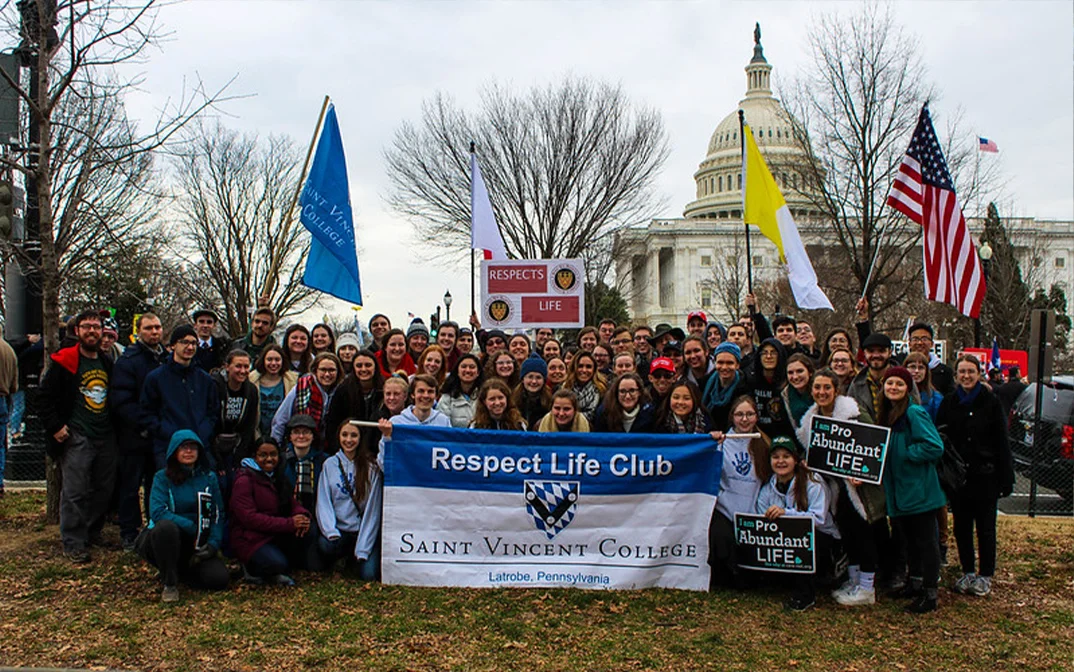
top-left (228, 465), bottom-right (309, 564)
top-left (375, 349), bottom-right (416, 379)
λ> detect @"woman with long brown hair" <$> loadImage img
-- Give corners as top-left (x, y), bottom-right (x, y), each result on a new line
top-left (562, 350), bottom-right (606, 420)
top-left (470, 379), bottom-right (527, 431)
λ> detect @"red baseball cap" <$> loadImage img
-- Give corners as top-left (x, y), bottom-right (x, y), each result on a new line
top-left (687, 310), bottom-right (707, 323)
top-left (650, 357), bottom-right (676, 375)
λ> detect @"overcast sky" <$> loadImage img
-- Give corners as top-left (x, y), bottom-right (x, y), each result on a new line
top-left (125, 0), bottom-right (1074, 330)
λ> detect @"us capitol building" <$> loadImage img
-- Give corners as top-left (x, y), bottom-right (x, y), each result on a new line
top-left (614, 28), bottom-right (1074, 327)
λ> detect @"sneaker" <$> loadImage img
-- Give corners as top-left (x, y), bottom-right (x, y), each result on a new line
top-left (121, 536), bottom-right (138, 553)
top-left (242, 567), bottom-right (264, 585)
top-left (161, 586), bottom-right (179, 603)
top-left (783, 595), bottom-right (815, 612)
top-left (953, 573), bottom-right (977, 594)
top-left (968, 575), bottom-right (992, 596)
top-left (905, 595), bottom-right (938, 613)
top-left (64, 548), bottom-right (90, 564)
top-left (835, 585), bottom-right (876, 606)
top-left (831, 578), bottom-right (856, 600)
top-left (272, 574), bottom-right (297, 587)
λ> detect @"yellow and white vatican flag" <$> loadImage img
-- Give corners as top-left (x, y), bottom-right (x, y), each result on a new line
top-left (742, 122), bottom-right (833, 310)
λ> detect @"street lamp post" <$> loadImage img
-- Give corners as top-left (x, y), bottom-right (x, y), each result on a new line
top-left (444, 290), bottom-right (453, 322)
top-left (974, 241), bottom-right (994, 348)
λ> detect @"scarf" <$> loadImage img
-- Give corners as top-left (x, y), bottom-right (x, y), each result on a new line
top-left (956, 382), bottom-right (983, 405)
top-left (294, 374), bottom-right (327, 424)
top-left (574, 381), bottom-right (601, 415)
top-left (703, 370), bottom-right (740, 410)
top-left (621, 406), bottom-right (640, 433)
top-left (664, 408), bottom-right (707, 434)
top-left (786, 386), bottom-right (812, 424)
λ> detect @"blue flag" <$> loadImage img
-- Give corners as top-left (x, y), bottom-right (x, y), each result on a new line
top-left (299, 105), bottom-right (362, 305)
top-left (990, 337), bottom-right (1001, 372)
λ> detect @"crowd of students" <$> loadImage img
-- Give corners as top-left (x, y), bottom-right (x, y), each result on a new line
top-left (37, 294), bottom-right (1017, 613)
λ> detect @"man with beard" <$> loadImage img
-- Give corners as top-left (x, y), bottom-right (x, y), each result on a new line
top-left (40, 310), bottom-right (116, 563)
top-left (110, 313), bottom-right (168, 550)
top-left (235, 307), bottom-right (277, 361)
top-left (848, 333), bottom-right (903, 421)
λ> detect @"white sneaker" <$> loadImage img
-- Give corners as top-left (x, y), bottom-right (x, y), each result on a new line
top-left (835, 585), bottom-right (876, 606)
top-left (968, 575), bottom-right (992, 596)
top-left (953, 573), bottom-right (977, 594)
top-left (831, 578), bottom-right (856, 599)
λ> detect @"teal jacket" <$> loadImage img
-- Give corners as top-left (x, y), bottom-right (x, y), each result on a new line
top-left (148, 429), bottom-right (225, 549)
top-left (883, 404), bottom-right (946, 518)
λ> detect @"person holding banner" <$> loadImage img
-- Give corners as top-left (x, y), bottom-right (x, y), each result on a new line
top-left (139, 431), bottom-right (230, 603)
top-left (879, 367), bottom-right (946, 613)
top-left (514, 355), bottom-right (552, 430)
top-left (563, 351), bottom-right (605, 420)
top-left (936, 355), bottom-right (1014, 599)
top-left (709, 396), bottom-right (771, 590)
top-left (283, 325), bottom-right (313, 374)
top-left (315, 420), bottom-right (382, 579)
top-left (537, 390), bottom-right (591, 433)
top-left (438, 354), bottom-right (483, 429)
top-left (470, 380), bottom-right (527, 431)
top-left (656, 380), bottom-right (712, 435)
top-left (796, 369), bottom-right (884, 607)
top-left (374, 329), bottom-right (416, 379)
top-left (756, 435), bottom-right (839, 611)
top-left (377, 375), bottom-right (452, 447)
top-left (591, 373), bottom-right (655, 433)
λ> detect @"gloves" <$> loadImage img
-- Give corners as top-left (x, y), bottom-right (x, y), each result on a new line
top-left (193, 544), bottom-right (217, 562)
top-left (998, 483), bottom-right (1014, 499)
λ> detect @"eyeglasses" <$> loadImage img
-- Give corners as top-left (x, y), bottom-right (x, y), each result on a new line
top-left (651, 372), bottom-right (674, 380)
top-left (909, 336), bottom-right (932, 343)
top-left (177, 339), bottom-right (198, 347)
top-left (733, 411), bottom-right (757, 419)
top-left (619, 388), bottom-right (640, 396)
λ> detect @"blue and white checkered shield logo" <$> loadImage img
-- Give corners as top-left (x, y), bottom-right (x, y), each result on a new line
top-left (524, 480), bottom-right (579, 539)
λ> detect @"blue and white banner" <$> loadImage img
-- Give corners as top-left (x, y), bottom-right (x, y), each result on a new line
top-left (382, 426), bottom-right (720, 591)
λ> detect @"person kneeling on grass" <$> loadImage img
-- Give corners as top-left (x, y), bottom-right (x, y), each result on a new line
top-left (139, 430), bottom-right (230, 603)
top-left (755, 435), bottom-right (841, 612)
top-left (230, 438), bottom-right (313, 586)
top-left (315, 419), bottom-right (383, 578)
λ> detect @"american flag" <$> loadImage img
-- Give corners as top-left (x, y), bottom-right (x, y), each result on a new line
top-left (887, 104), bottom-right (986, 318)
top-left (978, 137), bottom-right (999, 153)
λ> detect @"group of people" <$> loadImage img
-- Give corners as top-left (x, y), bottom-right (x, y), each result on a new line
top-left (36, 295), bottom-right (1016, 613)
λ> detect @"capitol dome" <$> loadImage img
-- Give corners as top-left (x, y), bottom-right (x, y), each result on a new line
top-left (683, 26), bottom-right (823, 220)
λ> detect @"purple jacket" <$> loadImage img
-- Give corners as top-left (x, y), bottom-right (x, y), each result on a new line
top-left (229, 465), bottom-right (309, 564)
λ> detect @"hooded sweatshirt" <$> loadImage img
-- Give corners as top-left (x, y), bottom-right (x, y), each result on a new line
top-left (377, 405), bottom-right (453, 457)
top-left (316, 451), bottom-right (383, 561)
top-left (745, 338), bottom-right (792, 439)
top-left (716, 435), bottom-right (764, 522)
top-left (147, 430), bottom-right (224, 549)
top-left (755, 473), bottom-right (840, 539)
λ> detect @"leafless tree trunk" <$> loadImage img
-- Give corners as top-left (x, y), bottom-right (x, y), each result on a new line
top-left (384, 77), bottom-right (670, 277)
top-left (707, 228), bottom-right (748, 323)
top-left (0, 0), bottom-right (230, 521)
top-left (170, 122), bottom-right (318, 337)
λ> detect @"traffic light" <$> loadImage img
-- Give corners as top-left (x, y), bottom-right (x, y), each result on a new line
top-left (430, 310), bottom-right (440, 336)
top-left (0, 180), bottom-right (12, 238)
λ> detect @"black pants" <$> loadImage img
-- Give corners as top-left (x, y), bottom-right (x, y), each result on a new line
top-left (137, 520), bottom-right (229, 590)
top-left (950, 487), bottom-right (998, 577)
top-left (708, 510), bottom-right (748, 590)
top-left (793, 530), bottom-right (835, 601)
top-left (835, 492), bottom-right (878, 573)
top-left (59, 432), bottom-right (117, 553)
top-left (893, 510), bottom-right (940, 591)
top-left (117, 450), bottom-right (156, 542)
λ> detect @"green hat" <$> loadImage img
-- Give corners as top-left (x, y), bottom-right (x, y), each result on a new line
top-left (770, 435), bottom-right (803, 459)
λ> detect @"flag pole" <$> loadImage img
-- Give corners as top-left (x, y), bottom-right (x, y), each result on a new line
top-left (860, 224), bottom-right (886, 300)
top-left (263, 95), bottom-right (331, 299)
top-left (469, 141), bottom-right (477, 321)
top-left (739, 110), bottom-right (753, 294)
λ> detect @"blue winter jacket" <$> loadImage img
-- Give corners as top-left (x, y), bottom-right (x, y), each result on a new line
top-left (111, 340), bottom-right (167, 455)
top-left (140, 357), bottom-right (219, 466)
top-left (147, 430), bottom-right (225, 549)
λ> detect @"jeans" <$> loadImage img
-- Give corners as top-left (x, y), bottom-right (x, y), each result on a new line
top-left (117, 449), bottom-right (156, 542)
top-left (59, 431), bottom-right (117, 552)
top-left (950, 487), bottom-right (999, 577)
top-left (9, 390), bottom-right (23, 436)
top-left (137, 520), bottom-right (229, 590)
top-left (246, 534), bottom-right (318, 578)
top-left (318, 531), bottom-right (381, 581)
top-left (893, 510), bottom-right (941, 591)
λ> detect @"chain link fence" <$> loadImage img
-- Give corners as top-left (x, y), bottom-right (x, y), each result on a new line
top-left (6, 378), bottom-right (46, 485)
top-left (1003, 380), bottom-right (1074, 516)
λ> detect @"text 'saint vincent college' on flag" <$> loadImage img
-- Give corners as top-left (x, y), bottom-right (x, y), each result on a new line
top-left (887, 104), bottom-right (984, 319)
top-left (742, 122), bottom-right (833, 310)
top-left (299, 104), bottom-right (363, 305)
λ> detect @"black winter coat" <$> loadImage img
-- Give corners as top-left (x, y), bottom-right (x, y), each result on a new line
top-left (936, 384), bottom-right (1015, 498)
top-left (323, 374), bottom-right (383, 454)
top-left (39, 345), bottom-right (114, 457)
top-left (111, 341), bottom-right (167, 455)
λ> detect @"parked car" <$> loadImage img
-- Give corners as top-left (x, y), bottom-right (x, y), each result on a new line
top-left (1007, 376), bottom-right (1074, 506)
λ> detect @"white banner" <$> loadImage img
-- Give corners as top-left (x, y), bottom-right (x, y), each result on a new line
top-left (381, 426), bottom-right (719, 590)
top-left (480, 258), bottom-right (585, 329)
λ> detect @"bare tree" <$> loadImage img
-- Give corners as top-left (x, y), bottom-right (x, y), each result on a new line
top-left (781, 4), bottom-right (998, 326)
top-left (384, 77), bottom-right (670, 274)
top-left (170, 121), bottom-right (317, 337)
top-left (706, 228), bottom-right (748, 322)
